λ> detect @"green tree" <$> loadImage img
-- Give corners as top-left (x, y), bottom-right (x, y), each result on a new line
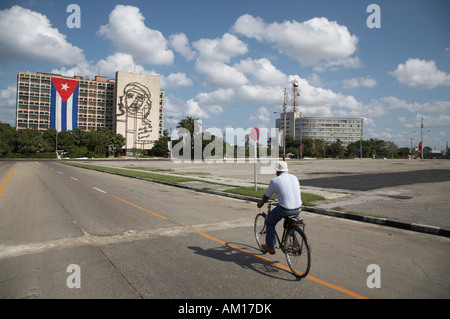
top-left (177, 116), bottom-right (200, 137)
top-left (0, 122), bottom-right (17, 157)
top-left (326, 139), bottom-right (346, 158)
top-left (16, 129), bottom-right (51, 155)
top-left (398, 147), bottom-right (410, 158)
top-left (149, 130), bottom-right (170, 157)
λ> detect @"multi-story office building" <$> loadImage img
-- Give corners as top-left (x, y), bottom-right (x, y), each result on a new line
top-left (276, 111), bottom-right (364, 146)
top-left (15, 71), bottom-right (164, 152)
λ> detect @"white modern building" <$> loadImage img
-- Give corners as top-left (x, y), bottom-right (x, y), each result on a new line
top-left (276, 111), bottom-right (364, 146)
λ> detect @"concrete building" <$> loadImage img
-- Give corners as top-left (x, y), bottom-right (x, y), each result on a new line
top-left (15, 71), bottom-right (164, 152)
top-left (114, 71), bottom-right (164, 152)
top-left (276, 111), bottom-right (364, 146)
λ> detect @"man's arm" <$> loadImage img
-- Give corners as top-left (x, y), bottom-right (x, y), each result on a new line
top-left (257, 195), bottom-right (269, 208)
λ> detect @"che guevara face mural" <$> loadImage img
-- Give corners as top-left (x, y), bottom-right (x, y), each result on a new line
top-left (117, 81), bottom-right (153, 147)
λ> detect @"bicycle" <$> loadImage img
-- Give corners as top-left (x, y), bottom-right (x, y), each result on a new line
top-left (254, 200), bottom-right (311, 278)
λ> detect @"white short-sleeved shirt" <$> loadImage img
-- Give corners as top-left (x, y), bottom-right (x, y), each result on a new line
top-left (264, 172), bottom-right (302, 209)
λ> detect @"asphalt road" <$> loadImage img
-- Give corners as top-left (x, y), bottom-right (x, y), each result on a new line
top-left (0, 160), bottom-right (449, 301)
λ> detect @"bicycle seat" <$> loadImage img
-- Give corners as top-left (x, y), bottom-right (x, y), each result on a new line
top-left (284, 215), bottom-right (303, 229)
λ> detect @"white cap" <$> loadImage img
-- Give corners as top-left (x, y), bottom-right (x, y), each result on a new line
top-left (275, 161), bottom-right (288, 172)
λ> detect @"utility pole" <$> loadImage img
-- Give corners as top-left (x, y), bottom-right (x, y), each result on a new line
top-left (410, 137), bottom-right (413, 159)
top-left (420, 116), bottom-right (424, 160)
top-left (169, 116), bottom-right (173, 159)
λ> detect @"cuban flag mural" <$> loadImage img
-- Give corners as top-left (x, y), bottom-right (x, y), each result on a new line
top-left (50, 77), bottom-right (80, 131)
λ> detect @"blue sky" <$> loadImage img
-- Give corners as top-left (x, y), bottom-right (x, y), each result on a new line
top-left (1, 0), bottom-right (449, 149)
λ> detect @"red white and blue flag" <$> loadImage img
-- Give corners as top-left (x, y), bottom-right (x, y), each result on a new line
top-left (50, 77), bottom-right (80, 131)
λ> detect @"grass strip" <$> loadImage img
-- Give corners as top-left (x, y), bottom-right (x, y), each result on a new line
top-left (224, 186), bottom-right (325, 206)
top-left (61, 161), bottom-right (325, 206)
top-left (61, 161), bottom-right (198, 184)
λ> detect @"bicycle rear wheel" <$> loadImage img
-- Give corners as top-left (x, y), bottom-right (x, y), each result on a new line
top-left (284, 227), bottom-right (311, 278)
top-left (254, 213), bottom-right (267, 252)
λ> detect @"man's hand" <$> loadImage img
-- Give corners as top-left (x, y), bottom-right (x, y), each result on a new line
top-left (257, 195), bottom-right (269, 209)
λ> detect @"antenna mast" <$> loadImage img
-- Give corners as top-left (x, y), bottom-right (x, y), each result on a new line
top-left (291, 80), bottom-right (300, 113)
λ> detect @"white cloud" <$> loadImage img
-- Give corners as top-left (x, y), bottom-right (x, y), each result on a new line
top-left (234, 58), bottom-right (287, 85)
top-left (98, 5), bottom-right (174, 65)
top-left (236, 85), bottom-right (284, 104)
top-left (193, 33), bottom-right (248, 63)
top-left (342, 77), bottom-right (377, 89)
top-left (404, 114), bottom-right (450, 130)
top-left (382, 96), bottom-right (450, 113)
top-left (161, 73), bottom-right (193, 89)
top-left (186, 99), bottom-right (223, 119)
top-left (195, 88), bottom-right (235, 105)
top-left (249, 106), bottom-right (271, 124)
top-left (232, 14), bottom-right (359, 70)
top-left (390, 58), bottom-right (450, 89)
top-left (52, 53), bottom-right (155, 78)
top-left (164, 94), bottom-right (223, 120)
top-left (169, 33), bottom-right (196, 61)
top-left (0, 6), bottom-right (84, 65)
top-left (192, 33), bottom-right (249, 87)
top-left (97, 53), bottom-right (154, 76)
top-left (195, 60), bottom-right (248, 87)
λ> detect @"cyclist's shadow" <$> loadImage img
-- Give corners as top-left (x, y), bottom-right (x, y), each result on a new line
top-left (188, 243), bottom-right (300, 281)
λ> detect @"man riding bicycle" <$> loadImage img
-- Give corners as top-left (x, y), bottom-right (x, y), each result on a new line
top-left (257, 161), bottom-right (302, 254)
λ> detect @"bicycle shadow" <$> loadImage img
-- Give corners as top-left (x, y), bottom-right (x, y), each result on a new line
top-left (187, 242), bottom-right (301, 282)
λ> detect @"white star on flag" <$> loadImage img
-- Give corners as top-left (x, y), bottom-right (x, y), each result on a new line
top-left (61, 83), bottom-right (69, 91)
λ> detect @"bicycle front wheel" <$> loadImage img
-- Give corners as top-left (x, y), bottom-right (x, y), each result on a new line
top-left (284, 227), bottom-right (311, 278)
top-left (254, 213), bottom-right (267, 252)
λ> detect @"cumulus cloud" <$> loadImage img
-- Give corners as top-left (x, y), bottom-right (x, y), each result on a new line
top-left (98, 5), bottom-right (173, 65)
top-left (342, 77), bottom-right (377, 89)
top-left (185, 99), bottom-right (223, 119)
top-left (404, 114), bottom-right (450, 129)
top-left (0, 6), bottom-right (85, 65)
top-left (164, 94), bottom-right (223, 120)
top-left (232, 14), bottom-right (359, 70)
top-left (382, 96), bottom-right (450, 113)
top-left (52, 52), bottom-right (155, 78)
top-left (234, 58), bottom-right (288, 85)
top-left (169, 33), bottom-right (196, 61)
top-left (192, 33), bottom-right (249, 87)
top-left (193, 33), bottom-right (248, 63)
top-left (195, 60), bottom-right (248, 87)
top-left (161, 73), bottom-right (193, 89)
top-left (249, 106), bottom-right (271, 124)
top-left (390, 58), bottom-right (450, 89)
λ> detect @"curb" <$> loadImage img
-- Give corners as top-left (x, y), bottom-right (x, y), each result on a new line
top-left (304, 207), bottom-right (450, 238)
top-left (65, 164), bottom-right (450, 238)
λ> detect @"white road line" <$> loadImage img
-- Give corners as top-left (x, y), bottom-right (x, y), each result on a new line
top-left (70, 177), bottom-right (78, 181)
top-left (93, 187), bottom-right (107, 194)
top-left (57, 171), bottom-right (63, 174)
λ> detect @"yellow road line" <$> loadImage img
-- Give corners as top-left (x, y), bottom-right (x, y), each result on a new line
top-left (185, 226), bottom-right (369, 299)
top-left (0, 162), bottom-right (17, 196)
top-left (111, 195), bottom-right (168, 220)
top-left (110, 194), bottom-right (368, 299)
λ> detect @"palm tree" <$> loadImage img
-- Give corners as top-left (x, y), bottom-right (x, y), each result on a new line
top-left (176, 116), bottom-right (200, 137)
